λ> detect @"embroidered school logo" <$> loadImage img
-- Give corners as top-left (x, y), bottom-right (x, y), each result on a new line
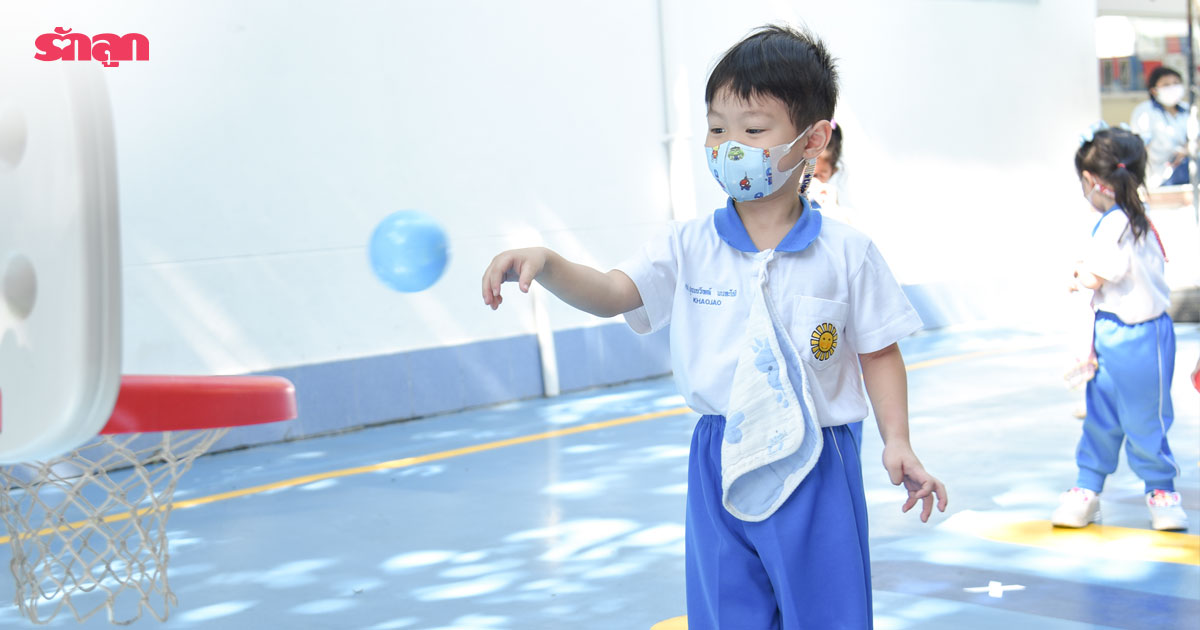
top-left (34, 27), bottom-right (149, 67)
top-left (810, 323), bottom-right (838, 361)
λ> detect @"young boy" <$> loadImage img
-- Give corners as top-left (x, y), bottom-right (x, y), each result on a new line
top-left (481, 25), bottom-right (946, 629)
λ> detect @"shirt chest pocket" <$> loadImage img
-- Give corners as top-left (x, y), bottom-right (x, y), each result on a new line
top-left (789, 296), bottom-right (849, 371)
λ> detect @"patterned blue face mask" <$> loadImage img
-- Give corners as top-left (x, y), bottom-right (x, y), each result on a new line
top-left (706, 125), bottom-right (812, 201)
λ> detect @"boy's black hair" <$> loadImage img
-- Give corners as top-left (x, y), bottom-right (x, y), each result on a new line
top-left (825, 124), bottom-right (844, 165)
top-left (1146, 66), bottom-right (1183, 100)
top-left (705, 24), bottom-right (838, 132)
top-left (1075, 128), bottom-right (1149, 242)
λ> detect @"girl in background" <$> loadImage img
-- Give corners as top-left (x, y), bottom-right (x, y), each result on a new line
top-left (1052, 124), bottom-right (1186, 531)
top-left (808, 122), bottom-right (847, 212)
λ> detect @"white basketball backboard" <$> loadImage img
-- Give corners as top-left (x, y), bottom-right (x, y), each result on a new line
top-left (0, 60), bottom-right (122, 463)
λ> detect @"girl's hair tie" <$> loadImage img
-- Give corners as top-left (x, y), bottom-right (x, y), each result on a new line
top-left (1117, 162), bottom-right (1126, 169)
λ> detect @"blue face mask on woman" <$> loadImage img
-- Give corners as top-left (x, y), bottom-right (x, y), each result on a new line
top-left (706, 125), bottom-right (812, 201)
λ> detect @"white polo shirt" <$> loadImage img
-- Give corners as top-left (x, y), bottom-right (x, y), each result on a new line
top-left (617, 197), bottom-right (923, 426)
top-left (1086, 206), bottom-right (1170, 324)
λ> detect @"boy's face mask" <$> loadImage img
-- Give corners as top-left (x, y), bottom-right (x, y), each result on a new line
top-left (706, 125), bottom-right (812, 201)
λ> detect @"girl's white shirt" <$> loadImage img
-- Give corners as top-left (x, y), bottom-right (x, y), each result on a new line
top-left (1087, 208), bottom-right (1170, 324)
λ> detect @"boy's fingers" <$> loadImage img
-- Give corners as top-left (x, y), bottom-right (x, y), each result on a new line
top-left (482, 255), bottom-right (519, 306)
top-left (483, 258), bottom-right (503, 298)
top-left (518, 261), bottom-right (536, 292)
top-left (936, 482), bottom-right (949, 511)
top-left (488, 278), bottom-right (502, 305)
top-left (495, 256), bottom-right (515, 295)
top-left (481, 252), bottom-right (536, 305)
top-left (902, 479), bottom-right (935, 518)
top-left (481, 267), bottom-right (497, 305)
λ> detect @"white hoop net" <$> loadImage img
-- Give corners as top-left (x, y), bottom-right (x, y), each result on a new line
top-left (0, 429), bottom-right (229, 625)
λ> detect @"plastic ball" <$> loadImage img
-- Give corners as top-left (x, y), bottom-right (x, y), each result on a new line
top-left (368, 210), bottom-right (448, 292)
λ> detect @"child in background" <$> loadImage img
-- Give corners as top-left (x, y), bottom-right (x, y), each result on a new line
top-left (1129, 66), bottom-right (1191, 187)
top-left (482, 25), bottom-right (946, 628)
top-left (1052, 124), bottom-right (1186, 532)
top-left (806, 120), bottom-right (844, 194)
top-left (808, 121), bottom-right (844, 207)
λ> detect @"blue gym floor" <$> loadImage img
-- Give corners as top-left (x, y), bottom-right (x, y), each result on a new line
top-left (1, 325), bottom-right (1197, 629)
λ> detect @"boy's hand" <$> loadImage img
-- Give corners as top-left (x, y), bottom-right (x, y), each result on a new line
top-left (882, 443), bottom-right (948, 523)
top-left (481, 248), bottom-right (548, 310)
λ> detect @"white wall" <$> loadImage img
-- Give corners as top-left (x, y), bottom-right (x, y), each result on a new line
top-left (4, 1), bottom-right (672, 374)
top-left (3, 0), bottom-right (1104, 376)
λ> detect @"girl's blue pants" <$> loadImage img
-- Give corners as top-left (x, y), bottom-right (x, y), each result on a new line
top-left (1077, 311), bottom-right (1178, 494)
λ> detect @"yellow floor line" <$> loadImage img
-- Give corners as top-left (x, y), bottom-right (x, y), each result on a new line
top-left (651, 616), bottom-right (688, 630)
top-left (977, 520), bottom-right (1200, 566)
top-left (1, 406), bottom-right (692, 545)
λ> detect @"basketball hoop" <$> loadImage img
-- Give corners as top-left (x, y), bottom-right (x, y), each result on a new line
top-left (0, 375), bottom-right (296, 625)
top-left (0, 47), bottom-right (299, 627)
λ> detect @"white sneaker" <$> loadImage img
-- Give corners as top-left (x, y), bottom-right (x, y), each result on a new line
top-left (1052, 487), bottom-right (1101, 528)
top-left (1147, 490), bottom-right (1189, 531)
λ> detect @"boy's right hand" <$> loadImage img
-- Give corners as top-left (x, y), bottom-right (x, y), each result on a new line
top-left (481, 247), bottom-right (548, 310)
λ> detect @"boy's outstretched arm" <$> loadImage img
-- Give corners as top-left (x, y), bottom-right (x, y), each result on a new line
top-left (481, 247), bottom-right (643, 317)
top-left (859, 342), bottom-right (948, 522)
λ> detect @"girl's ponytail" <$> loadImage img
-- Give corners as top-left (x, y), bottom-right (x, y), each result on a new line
top-left (1075, 126), bottom-right (1151, 242)
top-left (1108, 161), bottom-right (1148, 241)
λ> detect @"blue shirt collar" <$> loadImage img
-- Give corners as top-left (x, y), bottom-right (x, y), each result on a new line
top-left (1092, 205), bottom-right (1122, 236)
top-left (714, 196), bottom-right (822, 253)
top-left (1151, 98), bottom-right (1186, 114)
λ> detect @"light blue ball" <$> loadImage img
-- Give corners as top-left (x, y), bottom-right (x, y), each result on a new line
top-left (368, 210), bottom-right (448, 292)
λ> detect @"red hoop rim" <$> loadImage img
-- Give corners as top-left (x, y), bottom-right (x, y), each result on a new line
top-left (100, 375), bottom-right (297, 434)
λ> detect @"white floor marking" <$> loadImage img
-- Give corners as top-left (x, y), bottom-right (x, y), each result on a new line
top-left (963, 580), bottom-right (1027, 598)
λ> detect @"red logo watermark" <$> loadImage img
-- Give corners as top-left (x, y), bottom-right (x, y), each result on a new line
top-left (34, 27), bottom-right (149, 68)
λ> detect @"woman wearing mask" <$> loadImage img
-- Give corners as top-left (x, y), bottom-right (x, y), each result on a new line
top-left (1130, 67), bottom-right (1192, 187)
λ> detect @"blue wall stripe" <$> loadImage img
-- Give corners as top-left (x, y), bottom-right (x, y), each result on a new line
top-left (207, 323), bottom-right (670, 453)
top-left (554, 323), bottom-right (672, 392)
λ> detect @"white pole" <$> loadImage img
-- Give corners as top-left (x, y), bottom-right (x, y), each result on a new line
top-left (530, 283), bottom-right (560, 397)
